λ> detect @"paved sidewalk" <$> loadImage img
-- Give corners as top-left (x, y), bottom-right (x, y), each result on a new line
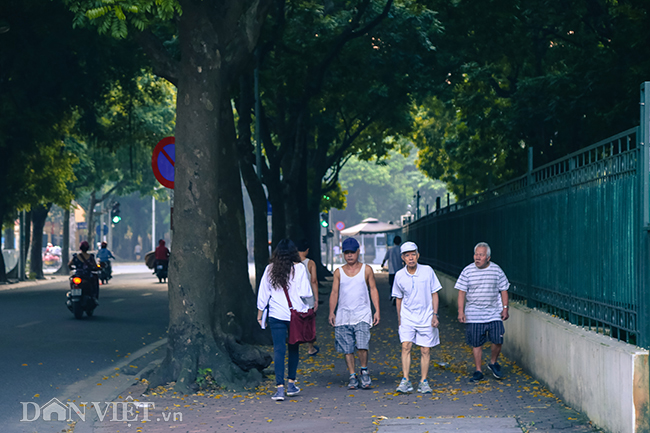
top-left (80, 272), bottom-right (602, 433)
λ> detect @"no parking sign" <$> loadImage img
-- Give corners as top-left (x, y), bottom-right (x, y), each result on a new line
top-left (152, 137), bottom-right (175, 189)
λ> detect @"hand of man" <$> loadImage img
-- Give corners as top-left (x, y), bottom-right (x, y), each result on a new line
top-left (458, 312), bottom-right (466, 323)
top-left (501, 308), bottom-right (509, 321)
top-left (432, 315), bottom-right (439, 328)
top-left (328, 312), bottom-right (336, 327)
top-left (373, 311), bottom-right (380, 326)
top-left (313, 303), bottom-right (319, 313)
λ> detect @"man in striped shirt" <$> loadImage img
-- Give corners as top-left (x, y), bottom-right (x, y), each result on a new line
top-left (456, 242), bottom-right (510, 383)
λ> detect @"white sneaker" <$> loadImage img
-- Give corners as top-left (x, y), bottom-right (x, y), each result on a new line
top-left (396, 378), bottom-right (413, 393)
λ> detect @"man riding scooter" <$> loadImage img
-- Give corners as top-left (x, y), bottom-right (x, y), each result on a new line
top-left (96, 242), bottom-right (115, 282)
top-left (154, 239), bottom-right (170, 282)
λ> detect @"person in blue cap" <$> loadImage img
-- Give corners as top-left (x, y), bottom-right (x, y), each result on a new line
top-left (329, 237), bottom-right (381, 390)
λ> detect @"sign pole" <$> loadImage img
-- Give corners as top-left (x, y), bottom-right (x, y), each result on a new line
top-left (152, 196), bottom-right (156, 252)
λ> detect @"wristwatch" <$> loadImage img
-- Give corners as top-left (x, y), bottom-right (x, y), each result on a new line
top-left (503, 305), bottom-right (509, 309)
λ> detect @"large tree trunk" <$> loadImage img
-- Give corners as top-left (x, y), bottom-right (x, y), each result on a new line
top-left (236, 74), bottom-right (270, 291)
top-left (268, 182), bottom-right (286, 247)
top-left (147, 0), bottom-right (272, 394)
top-left (56, 207), bottom-right (71, 275)
top-left (30, 203), bottom-right (51, 280)
top-left (240, 162), bottom-right (270, 290)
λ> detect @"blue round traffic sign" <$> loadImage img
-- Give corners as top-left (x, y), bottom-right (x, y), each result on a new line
top-left (152, 137), bottom-right (175, 189)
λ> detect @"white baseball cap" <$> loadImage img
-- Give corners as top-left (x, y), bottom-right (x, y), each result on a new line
top-left (400, 241), bottom-right (418, 254)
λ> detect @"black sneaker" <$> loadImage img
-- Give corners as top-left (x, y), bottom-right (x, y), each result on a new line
top-left (469, 371), bottom-right (484, 383)
top-left (487, 362), bottom-right (503, 380)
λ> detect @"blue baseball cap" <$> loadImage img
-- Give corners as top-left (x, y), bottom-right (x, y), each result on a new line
top-left (342, 237), bottom-right (360, 252)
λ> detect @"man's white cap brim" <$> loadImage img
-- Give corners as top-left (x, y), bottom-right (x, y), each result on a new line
top-left (400, 241), bottom-right (418, 254)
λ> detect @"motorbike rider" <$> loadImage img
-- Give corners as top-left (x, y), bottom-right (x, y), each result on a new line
top-left (68, 241), bottom-right (100, 299)
top-left (96, 241), bottom-right (115, 280)
top-left (154, 239), bottom-right (170, 274)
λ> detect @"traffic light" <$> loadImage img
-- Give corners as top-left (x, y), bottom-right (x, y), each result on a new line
top-left (111, 202), bottom-right (121, 224)
top-left (320, 212), bottom-right (329, 228)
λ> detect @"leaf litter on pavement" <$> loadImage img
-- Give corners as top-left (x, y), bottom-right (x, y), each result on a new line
top-left (80, 274), bottom-right (600, 432)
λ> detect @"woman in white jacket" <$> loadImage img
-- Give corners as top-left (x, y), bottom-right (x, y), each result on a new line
top-left (257, 239), bottom-right (313, 401)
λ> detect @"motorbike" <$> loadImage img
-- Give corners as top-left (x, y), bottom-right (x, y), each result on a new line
top-left (66, 265), bottom-right (100, 319)
top-left (155, 260), bottom-right (168, 283)
top-left (99, 261), bottom-right (112, 284)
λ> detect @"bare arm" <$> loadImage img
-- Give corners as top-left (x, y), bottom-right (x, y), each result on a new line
top-left (366, 265), bottom-right (380, 326)
top-left (457, 290), bottom-right (466, 323)
top-left (500, 290), bottom-right (509, 321)
top-left (329, 269), bottom-right (341, 326)
top-left (308, 260), bottom-right (319, 312)
top-left (432, 292), bottom-right (440, 327)
top-left (395, 297), bottom-right (402, 326)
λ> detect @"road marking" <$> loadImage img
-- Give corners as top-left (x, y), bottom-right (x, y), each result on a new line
top-left (142, 293), bottom-right (153, 297)
top-left (16, 321), bottom-right (42, 328)
top-left (111, 298), bottom-right (125, 303)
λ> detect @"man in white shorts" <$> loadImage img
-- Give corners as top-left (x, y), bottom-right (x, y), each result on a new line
top-left (392, 241), bottom-right (441, 394)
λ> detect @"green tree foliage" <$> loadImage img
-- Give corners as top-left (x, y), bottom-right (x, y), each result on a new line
top-left (68, 72), bottom-right (176, 242)
top-left (0, 0), bottom-right (149, 281)
top-left (413, 0), bottom-right (650, 197)
top-left (336, 143), bottom-right (450, 226)
top-left (250, 0), bottom-right (442, 252)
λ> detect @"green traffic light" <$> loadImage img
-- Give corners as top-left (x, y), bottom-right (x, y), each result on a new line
top-left (112, 215), bottom-right (122, 224)
top-left (321, 220), bottom-right (329, 227)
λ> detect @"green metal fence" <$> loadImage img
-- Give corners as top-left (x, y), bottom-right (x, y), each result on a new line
top-left (404, 82), bottom-right (650, 348)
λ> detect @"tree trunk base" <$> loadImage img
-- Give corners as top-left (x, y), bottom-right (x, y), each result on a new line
top-left (144, 332), bottom-right (272, 394)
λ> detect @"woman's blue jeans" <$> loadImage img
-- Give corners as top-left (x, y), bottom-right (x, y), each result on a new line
top-left (268, 316), bottom-right (299, 386)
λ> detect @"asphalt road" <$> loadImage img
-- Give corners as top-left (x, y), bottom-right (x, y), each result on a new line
top-left (0, 271), bottom-right (169, 433)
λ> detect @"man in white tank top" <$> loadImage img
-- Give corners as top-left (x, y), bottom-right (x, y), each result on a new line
top-left (329, 237), bottom-right (381, 390)
top-left (297, 239), bottom-right (320, 356)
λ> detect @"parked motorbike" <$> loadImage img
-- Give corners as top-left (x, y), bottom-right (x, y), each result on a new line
top-left (66, 266), bottom-right (99, 319)
top-left (99, 261), bottom-right (112, 284)
top-left (155, 260), bottom-right (168, 283)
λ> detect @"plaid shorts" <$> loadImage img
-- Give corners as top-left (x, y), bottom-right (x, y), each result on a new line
top-left (465, 321), bottom-right (505, 347)
top-left (335, 322), bottom-right (371, 354)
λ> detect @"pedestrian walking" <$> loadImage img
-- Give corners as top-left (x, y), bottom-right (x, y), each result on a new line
top-left (382, 235), bottom-right (403, 305)
top-left (392, 241), bottom-right (441, 394)
top-left (256, 239), bottom-right (313, 401)
top-left (329, 237), bottom-right (381, 390)
top-left (381, 235), bottom-right (403, 289)
top-left (297, 239), bottom-right (320, 356)
top-left (456, 242), bottom-right (510, 383)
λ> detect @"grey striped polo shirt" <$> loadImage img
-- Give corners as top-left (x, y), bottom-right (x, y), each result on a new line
top-left (455, 262), bottom-right (509, 323)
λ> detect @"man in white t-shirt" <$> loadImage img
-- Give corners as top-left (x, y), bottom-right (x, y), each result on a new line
top-left (456, 242), bottom-right (510, 383)
top-left (391, 241), bottom-right (441, 394)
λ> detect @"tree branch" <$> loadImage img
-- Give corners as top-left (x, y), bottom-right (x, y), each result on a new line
top-left (134, 30), bottom-right (179, 85)
top-left (301, 0), bottom-right (394, 105)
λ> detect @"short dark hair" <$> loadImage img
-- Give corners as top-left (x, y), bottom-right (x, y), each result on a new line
top-left (393, 235), bottom-right (402, 245)
top-left (296, 238), bottom-right (309, 252)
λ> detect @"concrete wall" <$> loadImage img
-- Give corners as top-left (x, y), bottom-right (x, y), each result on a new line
top-left (435, 271), bottom-right (649, 433)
